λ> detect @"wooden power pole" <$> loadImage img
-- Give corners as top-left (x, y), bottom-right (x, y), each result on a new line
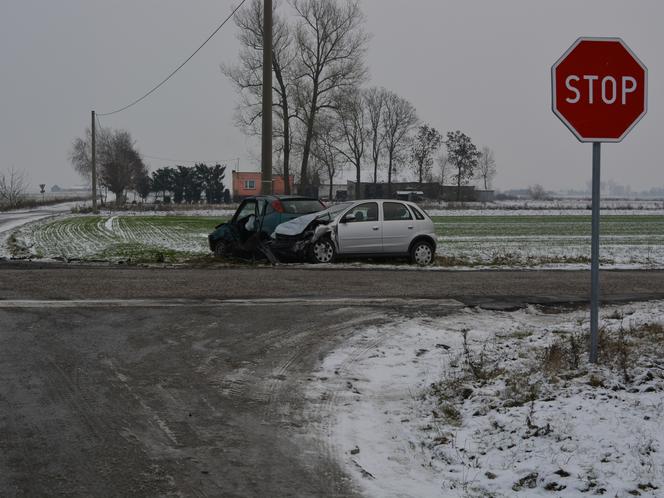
top-left (261, 0), bottom-right (273, 195)
top-left (91, 110), bottom-right (98, 210)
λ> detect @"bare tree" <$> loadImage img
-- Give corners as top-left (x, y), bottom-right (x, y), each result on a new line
top-left (0, 167), bottom-right (28, 209)
top-left (528, 184), bottom-right (549, 200)
top-left (477, 146), bottom-right (497, 190)
top-left (69, 126), bottom-right (113, 205)
top-left (291, 0), bottom-right (369, 191)
top-left (382, 91), bottom-right (418, 194)
top-left (445, 130), bottom-right (481, 201)
top-left (312, 115), bottom-right (346, 200)
top-left (69, 126), bottom-right (112, 182)
top-left (411, 124), bottom-right (442, 185)
top-left (333, 92), bottom-right (367, 200)
top-left (99, 131), bottom-right (146, 205)
top-left (223, 0), bottom-right (298, 193)
top-left (71, 127), bottom-right (145, 205)
top-left (364, 87), bottom-right (387, 184)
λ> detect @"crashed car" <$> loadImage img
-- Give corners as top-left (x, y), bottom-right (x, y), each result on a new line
top-left (208, 195), bottom-right (326, 261)
top-left (270, 199), bottom-right (437, 265)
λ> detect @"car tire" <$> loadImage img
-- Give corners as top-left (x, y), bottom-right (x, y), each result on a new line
top-left (310, 238), bottom-right (336, 264)
top-left (214, 241), bottom-right (229, 258)
top-left (410, 240), bottom-right (434, 266)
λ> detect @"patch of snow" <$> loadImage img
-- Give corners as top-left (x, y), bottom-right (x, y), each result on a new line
top-left (308, 302), bottom-right (664, 497)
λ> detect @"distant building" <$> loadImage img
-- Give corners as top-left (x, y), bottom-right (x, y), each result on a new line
top-left (231, 171), bottom-right (295, 201)
top-left (317, 184), bottom-right (349, 201)
top-left (344, 181), bottom-right (494, 202)
top-left (346, 180), bottom-right (494, 202)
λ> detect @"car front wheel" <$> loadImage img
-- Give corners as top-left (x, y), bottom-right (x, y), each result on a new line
top-left (214, 240), bottom-right (230, 258)
top-left (410, 241), bottom-right (434, 266)
top-left (310, 238), bottom-right (336, 264)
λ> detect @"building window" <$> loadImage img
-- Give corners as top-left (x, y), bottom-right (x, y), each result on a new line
top-left (244, 180), bottom-right (256, 190)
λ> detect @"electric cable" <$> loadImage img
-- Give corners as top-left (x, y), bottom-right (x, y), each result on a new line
top-left (98, 0), bottom-right (247, 117)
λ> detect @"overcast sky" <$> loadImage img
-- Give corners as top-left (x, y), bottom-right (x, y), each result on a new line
top-left (1, 0), bottom-right (662, 192)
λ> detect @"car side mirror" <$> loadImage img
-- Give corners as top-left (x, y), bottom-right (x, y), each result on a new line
top-left (342, 213), bottom-right (356, 223)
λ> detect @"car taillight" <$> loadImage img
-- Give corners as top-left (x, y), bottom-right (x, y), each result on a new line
top-left (271, 200), bottom-right (285, 213)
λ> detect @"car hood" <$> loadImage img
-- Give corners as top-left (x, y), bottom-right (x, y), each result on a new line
top-left (272, 212), bottom-right (321, 237)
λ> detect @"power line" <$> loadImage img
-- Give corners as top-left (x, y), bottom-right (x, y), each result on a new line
top-left (96, 104), bottom-right (240, 167)
top-left (98, 0), bottom-right (247, 117)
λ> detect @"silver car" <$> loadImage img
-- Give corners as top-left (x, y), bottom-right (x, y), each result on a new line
top-left (271, 199), bottom-right (437, 265)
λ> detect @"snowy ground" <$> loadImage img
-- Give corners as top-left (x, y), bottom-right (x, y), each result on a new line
top-left (3, 208), bottom-right (664, 268)
top-left (0, 202), bottom-right (89, 258)
top-left (424, 199), bottom-right (664, 213)
top-left (307, 301), bottom-right (664, 497)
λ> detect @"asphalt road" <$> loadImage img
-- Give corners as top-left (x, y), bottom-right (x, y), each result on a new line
top-left (1, 263), bottom-right (664, 307)
top-left (2, 264), bottom-right (664, 497)
top-left (0, 203), bottom-right (76, 238)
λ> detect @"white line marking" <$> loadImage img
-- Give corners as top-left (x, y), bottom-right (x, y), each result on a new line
top-left (0, 298), bottom-right (465, 309)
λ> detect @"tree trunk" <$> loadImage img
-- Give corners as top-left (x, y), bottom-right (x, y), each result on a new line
top-left (282, 110), bottom-right (291, 195)
top-left (328, 171), bottom-right (334, 201)
top-left (274, 57), bottom-right (291, 195)
top-left (387, 151), bottom-right (393, 198)
top-left (355, 161), bottom-right (361, 200)
top-left (299, 87), bottom-right (319, 194)
top-left (373, 157), bottom-right (378, 184)
top-left (457, 166), bottom-right (462, 202)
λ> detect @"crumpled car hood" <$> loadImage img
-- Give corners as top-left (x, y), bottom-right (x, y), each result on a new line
top-left (272, 212), bottom-right (320, 237)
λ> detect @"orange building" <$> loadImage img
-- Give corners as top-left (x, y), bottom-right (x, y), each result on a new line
top-left (232, 172), bottom-right (295, 200)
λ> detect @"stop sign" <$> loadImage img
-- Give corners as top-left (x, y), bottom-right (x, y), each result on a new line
top-left (552, 37), bottom-right (647, 142)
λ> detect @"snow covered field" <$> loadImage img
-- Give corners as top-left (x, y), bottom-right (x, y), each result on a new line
top-left (5, 214), bottom-right (218, 262)
top-left (309, 301), bottom-right (664, 497)
top-left (2, 208), bottom-right (664, 268)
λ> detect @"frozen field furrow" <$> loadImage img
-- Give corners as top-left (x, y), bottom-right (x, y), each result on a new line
top-left (4, 212), bottom-right (664, 268)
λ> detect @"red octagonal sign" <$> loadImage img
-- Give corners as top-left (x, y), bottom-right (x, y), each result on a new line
top-left (552, 37), bottom-right (647, 142)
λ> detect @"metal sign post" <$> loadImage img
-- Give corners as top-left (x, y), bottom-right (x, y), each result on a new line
top-left (589, 142), bottom-right (601, 362)
top-left (551, 37), bottom-right (647, 363)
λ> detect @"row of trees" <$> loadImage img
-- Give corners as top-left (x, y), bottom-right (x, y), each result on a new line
top-left (151, 164), bottom-right (229, 204)
top-left (225, 0), bottom-right (497, 200)
top-left (70, 127), bottom-right (228, 204)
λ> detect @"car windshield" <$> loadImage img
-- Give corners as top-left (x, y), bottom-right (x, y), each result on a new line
top-left (315, 202), bottom-right (352, 221)
top-left (281, 199), bottom-right (325, 214)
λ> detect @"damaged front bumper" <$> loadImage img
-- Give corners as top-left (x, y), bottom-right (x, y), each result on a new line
top-left (267, 223), bottom-right (335, 263)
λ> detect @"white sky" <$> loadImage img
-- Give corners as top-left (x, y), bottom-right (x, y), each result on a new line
top-left (1, 1), bottom-right (662, 192)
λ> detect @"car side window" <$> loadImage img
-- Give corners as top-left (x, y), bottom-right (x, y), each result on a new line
top-left (234, 201), bottom-right (257, 222)
top-left (409, 206), bottom-right (425, 220)
top-left (384, 202), bottom-right (413, 221)
top-left (345, 202), bottom-right (379, 223)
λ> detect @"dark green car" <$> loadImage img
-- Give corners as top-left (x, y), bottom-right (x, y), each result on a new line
top-left (208, 195), bottom-right (326, 259)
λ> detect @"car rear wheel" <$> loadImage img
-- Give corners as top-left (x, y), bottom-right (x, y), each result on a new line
top-left (310, 238), bottom-right (335, 264)
top-left (410, 241), bottom-right (434, 266)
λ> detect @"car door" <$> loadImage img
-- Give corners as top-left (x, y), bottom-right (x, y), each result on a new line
top-left (232, 199), bottom-right (258, 243)
top-left (337, 202), bottom-right (382, 254)
top-left (382, 201), bottom-right (415, 254)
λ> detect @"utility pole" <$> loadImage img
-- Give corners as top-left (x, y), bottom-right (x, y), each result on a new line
top-left (91, 110), bottom-right (98, 210)
top-left (261, 0), bottom-right (273, 195)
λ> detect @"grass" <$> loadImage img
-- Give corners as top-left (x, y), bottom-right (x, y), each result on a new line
top-left (7, 212), bottom-right (664, 267)
top-left (431, 215), bottom-right (664, 237)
